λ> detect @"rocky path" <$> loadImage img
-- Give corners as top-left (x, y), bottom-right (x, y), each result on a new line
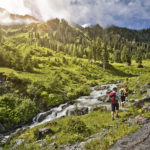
top-left (109, 122), bottom-right (150, 150)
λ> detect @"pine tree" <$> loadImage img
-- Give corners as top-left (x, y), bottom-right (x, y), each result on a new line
top-left (101, 43), bottom-right (109, 70)
top-left (136, 47), bottom-right (143, 68)
top-left (121, 46), bottom-right (132, 66)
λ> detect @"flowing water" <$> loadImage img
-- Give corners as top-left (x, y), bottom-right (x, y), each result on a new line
top-left (2, 84), bottom-right (118, 144)
top-left (30, 84), bottom-right (117, 128)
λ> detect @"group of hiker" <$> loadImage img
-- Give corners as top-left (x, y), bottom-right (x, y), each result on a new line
top-left (109, 85), bottom-right (129, 120)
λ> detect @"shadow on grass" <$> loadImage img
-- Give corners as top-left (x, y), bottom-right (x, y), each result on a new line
top-left (107, 65), bottom-right (138, 77)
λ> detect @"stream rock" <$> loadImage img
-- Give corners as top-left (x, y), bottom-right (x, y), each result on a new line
top-left (36, 110), bottom-right (52, 122)
top-left (109, 122), bottom-right (150, 150)
top-left (66, 107), bottom-right (88, 116)
top-left (0, 126), bottom-right (29, 146)
top-left (94, 85), bottom-right (109, 91)
top-left (98, 95), bottom-right (109, 102)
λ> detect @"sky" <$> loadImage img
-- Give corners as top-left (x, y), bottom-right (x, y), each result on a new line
top-left (0, 0), bottom-right (150, 29)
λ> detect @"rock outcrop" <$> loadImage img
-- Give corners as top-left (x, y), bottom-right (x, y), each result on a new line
top-left (66, 107), bottom-right (89, 116)
top-left (109, 122), bottom-right (150, 150)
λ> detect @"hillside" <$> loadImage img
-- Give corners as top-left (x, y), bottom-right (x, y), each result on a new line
top-left (0, 19), bottom-right (150, 150)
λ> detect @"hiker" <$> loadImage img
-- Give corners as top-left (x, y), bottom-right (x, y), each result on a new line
top-left (124, 85), bottom-right (129, 100)
top-left (119, 86), bottom-right (126, 107)
top-left (109, 87), bottom-right (120, 121)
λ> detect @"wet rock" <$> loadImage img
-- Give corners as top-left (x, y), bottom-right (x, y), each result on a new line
top-left (0, 134), bottom-right (6, 146)
top-left (98, 95), bottom-right (110, 102)
top-left (94, 85), bottom-right (109, 91)
top-left (37, 110), bottom-right (52, 122)
top-left (66, 107), bottom-right (88, 116)
top-left (34, 127), bottom-right (54, 140)
top-left (109, 122), bottom-right (150, 150)
top-left (1, 126), bottom-right (29, 145)
top-left (0, 123), bottom-right (5, 133)
top-left (106, 89), bottom-right (112, 94)
top-left (12, 139), bottom-right (24, 149)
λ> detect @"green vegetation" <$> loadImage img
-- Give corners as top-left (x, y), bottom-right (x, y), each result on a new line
top-left (4, 109), bottom-right (138, 150)
top-left (1, 19), bottom-right (150, 149)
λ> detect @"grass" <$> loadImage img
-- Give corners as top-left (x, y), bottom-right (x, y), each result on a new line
top-left (4, 109), bottom-right (139, 150)
top-left (84, 124), bottom-right (138, 150)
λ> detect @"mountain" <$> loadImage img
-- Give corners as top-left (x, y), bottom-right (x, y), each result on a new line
top-left (106, 25), bottom-right (150, 43)
top-left (0, 7), bottom-right (39, 25)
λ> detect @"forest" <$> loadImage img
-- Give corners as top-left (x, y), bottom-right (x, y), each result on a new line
top-left (0, 19), bottom-right (150, 150)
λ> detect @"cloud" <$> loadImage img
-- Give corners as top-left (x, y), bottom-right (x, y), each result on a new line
top-left (0, 7), bottom-right (37, 25)
top-left (0, 0), bottom-right (150, 29)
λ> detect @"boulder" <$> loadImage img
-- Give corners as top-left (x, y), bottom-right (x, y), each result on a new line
top-left (133, 97), bottom-right (150, 108)
top-left (128, 115), bottom-right (149, 126)
top-left (98, 95), bottom-right (110, 102)
top-left (66, 107), bottom-right (89, 116)
top-left (12, 139), bottom-right (24, 149)
top-left (36, 110), bottom-right (52, 122)
top-left (94, 85), bottom-right (109, 91)
top-left (34, 127), bottom-right (54, 140)
top-left (109, 122), bottom-right (150, 150)
top-left (106, 90), bottom-right (112, 94)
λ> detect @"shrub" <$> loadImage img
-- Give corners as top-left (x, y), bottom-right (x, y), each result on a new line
top-left (66, 118), bottom-right (91, 136)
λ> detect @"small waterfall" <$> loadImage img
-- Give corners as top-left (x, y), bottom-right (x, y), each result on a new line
top-left (30, 84), bottom-right (117, 128)
top-left (3, 84), bottom-right (117, 142)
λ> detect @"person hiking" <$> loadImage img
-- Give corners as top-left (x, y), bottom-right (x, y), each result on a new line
top-left (109, 87), bottom-right (120, 121)
top-left (124, 85), bottom-right (129, 100)
top-left (119, 86), bottom-right (126, 107)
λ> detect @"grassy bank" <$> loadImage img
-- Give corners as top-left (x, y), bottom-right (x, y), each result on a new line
top-left (4, 109), bottom-right (139, 150)
top-left (1, 58), bottom-right (150, 131)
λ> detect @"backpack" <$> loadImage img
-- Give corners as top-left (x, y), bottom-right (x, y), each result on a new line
top-left (120, 89), bottom-right (124, 97)
top-left (109, 92), bottom-right (117, 104)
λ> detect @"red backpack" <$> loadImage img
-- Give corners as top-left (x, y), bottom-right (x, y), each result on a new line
top-left (109, 92), bottom-right (117, 104)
